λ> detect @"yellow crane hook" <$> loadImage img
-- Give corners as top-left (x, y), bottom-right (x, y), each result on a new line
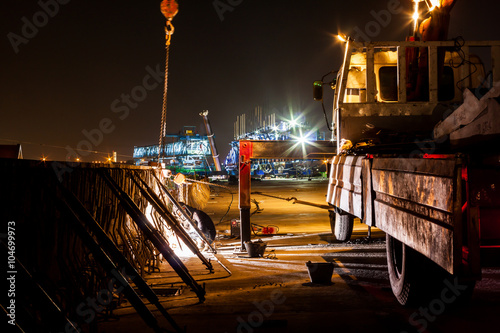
top-left (161, 0), bottom-right (178, 45)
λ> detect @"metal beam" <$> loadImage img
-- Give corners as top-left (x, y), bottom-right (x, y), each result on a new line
top-left (99, 169), bottom-right (206, 302)
top-left (57, 182), bottom-right (184, 332)
top-left (242, 140), bottom-right (336, 160)
top-left (239, 141), bottom-right (252, 250)
top-left (238, 140), bottom-right (336, 250)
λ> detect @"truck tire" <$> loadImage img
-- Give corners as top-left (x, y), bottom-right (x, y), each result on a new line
top-left (386, 234), bottom-right (417, 305)
top-left (387, 234), bottom-right (476, 306)
top-left (329, 211), bottom-right (354, 242)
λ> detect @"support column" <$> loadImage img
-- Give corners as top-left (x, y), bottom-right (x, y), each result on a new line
top-left (239, 141), bottom-right (252, 250)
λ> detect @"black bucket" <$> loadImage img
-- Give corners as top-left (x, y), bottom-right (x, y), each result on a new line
top-left (244, 240), bottom-right (267, 258)
top-left (306, 261), bottom-right (334, 284)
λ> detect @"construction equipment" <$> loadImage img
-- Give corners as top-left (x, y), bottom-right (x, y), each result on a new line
top-left (200, 110), bottom-right (222, 172)
top-left (312, 0), bottom-right (500, 305)
top-left (235, 0), bottom-right (499, 305)
top-left (56, 177), bottom-right (185, 332)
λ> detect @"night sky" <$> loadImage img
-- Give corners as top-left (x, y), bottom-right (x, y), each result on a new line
top-left (2, 0), bottom-right (499, 162)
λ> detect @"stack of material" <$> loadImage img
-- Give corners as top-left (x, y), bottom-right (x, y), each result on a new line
top-left (433, 82), bottom-right (500, 147)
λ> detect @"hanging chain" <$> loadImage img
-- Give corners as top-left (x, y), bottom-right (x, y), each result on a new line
top-left (158, 34), bottom-right (171, 162)
top-left (158, 0), bottom-right (178, 164)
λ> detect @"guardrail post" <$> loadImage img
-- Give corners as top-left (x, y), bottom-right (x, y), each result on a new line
top-left (239, 140), bottom-right (252, 250)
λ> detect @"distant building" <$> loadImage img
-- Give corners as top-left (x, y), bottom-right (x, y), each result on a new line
top-left (133, 126), bottom-right (215, 174)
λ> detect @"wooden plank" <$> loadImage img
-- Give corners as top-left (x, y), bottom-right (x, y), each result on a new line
top-left (493, 46), bottom-right (500, 82)
top-left (450, 97), bottom-right (500, 143)
top-left (428, 46), bottom-right (439, 103)
top-left (366, 46), bottom-right (376, 103)
top-left (434, 81), bottom-right (500, 139)
top-left (371, 157), bottom-right (458, 274)
top-left (372, 157), bottom-right (456, 178)
top-left (371, 169), bottom-right (454, 216)
top-left (398, 46), bottom-right (407, 103)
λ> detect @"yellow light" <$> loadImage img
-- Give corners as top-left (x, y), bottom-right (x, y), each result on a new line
top-left (76, 157), bottom-right (80, 162)
top-left (337, 34), bottom-right (346, 42)
top-left (173, 173), bottom-right (186, 185)
top-left (297, 135), bottom-right (308, 144)
top-left (413, 1), bottom-right (420, 32)
top-left (426, 0), bottom-right (440, 11)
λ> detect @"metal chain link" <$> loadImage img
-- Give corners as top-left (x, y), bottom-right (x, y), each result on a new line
top-left (158, 21), bottom-right (174, 163)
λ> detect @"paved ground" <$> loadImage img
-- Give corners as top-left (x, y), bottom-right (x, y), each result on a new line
top-left (98, 178), bottom-right (499, 333)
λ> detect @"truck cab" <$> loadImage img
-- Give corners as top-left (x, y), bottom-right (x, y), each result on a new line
top-left (330, 40), bottom-right (496, 147)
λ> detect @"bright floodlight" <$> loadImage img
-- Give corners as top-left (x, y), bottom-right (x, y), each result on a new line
top-left (425, 0), bottom-right (440, 11)
top-left (297, 135), bottom-right (310, 144)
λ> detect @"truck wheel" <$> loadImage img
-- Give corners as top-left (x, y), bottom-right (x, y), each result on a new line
top-left (386, 234), bottom-right (417, 305)
top-left (387, 234), bottom-right (477, 306)
top-left (329, 211), bottom-right (354, 242)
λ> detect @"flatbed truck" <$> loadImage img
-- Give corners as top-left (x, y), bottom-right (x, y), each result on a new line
top-left (317, 38), bottom-right (500, 304)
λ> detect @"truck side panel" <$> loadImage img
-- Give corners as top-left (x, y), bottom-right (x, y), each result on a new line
top-left (372, 157), bottom-right (458, 274)
top-left (327, 155), bottom-right (363, 218)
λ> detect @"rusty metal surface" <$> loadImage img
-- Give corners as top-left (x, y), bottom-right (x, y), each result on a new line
top-left (371, 157), bottom-right (457, 274)
top-left (326, 155), bottom-right (364, 218)
top-left (362, 159), bottom-right (374, 226)
top-left (245, 140), bottom-right (336, 160)
top-left (0, 159), bottom-right (196, 330)
top-left (237, 139), bottom-right (336, 249)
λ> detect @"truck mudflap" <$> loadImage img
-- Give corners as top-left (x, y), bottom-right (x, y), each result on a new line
top-left (372, 157), bottom-right (459, 274)
top-left (327, 155), bottom-right (364, 219)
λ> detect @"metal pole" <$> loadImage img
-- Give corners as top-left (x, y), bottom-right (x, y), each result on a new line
top-left (200, 110), bottom-right (222, 172)
top-left (239, 141), bottom-right (252, 250)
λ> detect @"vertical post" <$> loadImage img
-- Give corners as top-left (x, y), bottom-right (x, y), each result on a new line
top-left (366, 46), bottom-right (376, 103)
top-left (334, 38), bottom-right (353, 153)
top-left (492, 45), bottom-right (500, 83)
top-left (428, 45), bottom-right (439, 103)
top-left (200, 110), bottom-right (222, 172)
top-left (398, 45), bottom-right (407, 103)
top-left (460, 45), bottom-right (470, 90)
top-left (239, 140), bottom-right (252, 250)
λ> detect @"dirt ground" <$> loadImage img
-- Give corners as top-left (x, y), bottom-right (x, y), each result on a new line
top-left (98, 178), bottom-right (499, 333)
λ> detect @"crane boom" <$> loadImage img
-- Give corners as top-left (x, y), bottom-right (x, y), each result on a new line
top-left (200, 110), bottom-right (222, 172)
